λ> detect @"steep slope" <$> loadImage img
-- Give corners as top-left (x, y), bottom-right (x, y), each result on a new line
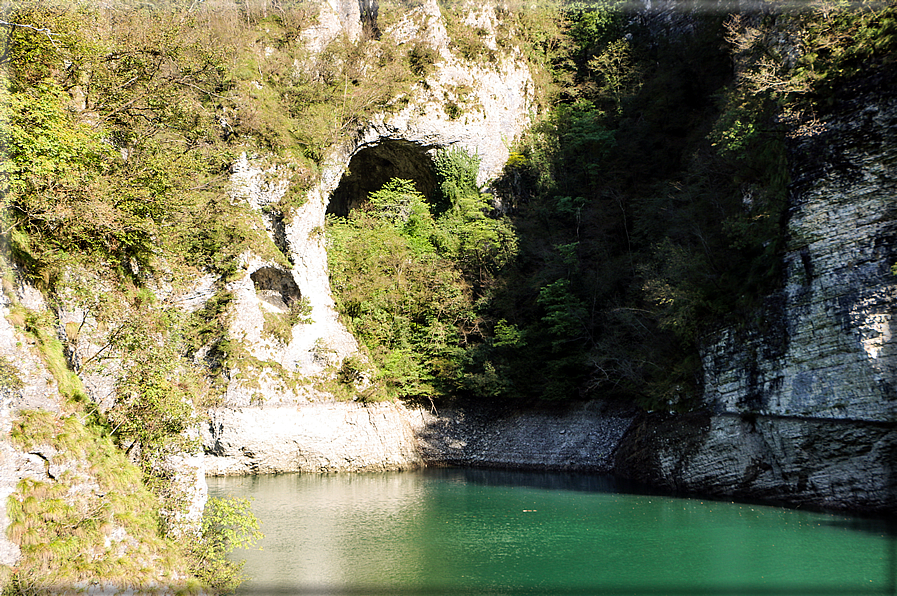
top-left (614, 30), bottom-right (897, 513)
top-left (201, 0), bottom-right (534, 474)
top-left (0, 271), bottom-right (201, 589)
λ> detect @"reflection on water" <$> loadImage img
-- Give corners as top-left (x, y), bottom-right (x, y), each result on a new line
top-left (208, 468), bottom-right (895, 596)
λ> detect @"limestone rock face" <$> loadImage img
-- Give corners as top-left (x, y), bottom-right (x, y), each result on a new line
top-left (202, 402), bottom-right (423, 474)
top-left (203, 0), bottom-right (534, 470)
top-left (615, 72), bottom-right (897, 513)
top-left (282, 0), bottom-right (533, 368)
top-left (218, 154), bottom-right (359, 405)
top-left (702, 85), bottom-right (897, 422)
top-left (217, 0), bottom-right (533, 394)
top-left (615, 413), bottom-right (897, 512)
top-left (300, 0), bottom-right (364, 53)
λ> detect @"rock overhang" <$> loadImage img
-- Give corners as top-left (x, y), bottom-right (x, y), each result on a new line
top-left (327, 139), bottom-right (440, 216)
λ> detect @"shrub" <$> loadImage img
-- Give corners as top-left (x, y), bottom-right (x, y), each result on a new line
top-left (189, 497), bottom-right (263, 592)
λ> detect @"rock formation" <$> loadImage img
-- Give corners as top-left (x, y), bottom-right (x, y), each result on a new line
top-left (202, 1), bottom-right (896, 515)
top-left (411, 401), bottom-right (634, 473)
top-left (4, 11), bottom-right (895, 586)
top-left (201, 0), bottom-right (534, 474)
top-left (203, 402), bottom-right (422, 474)
top-left (0, 273), bottom-right (200, 581)
top-left (612, 66), bottom-right (897, 513)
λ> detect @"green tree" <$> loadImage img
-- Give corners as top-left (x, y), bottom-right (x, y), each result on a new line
top-left (368, 178), bottom-right (437, 254)
top-left (190, 497), bottom-right (263, 592)
top-left (326, 180), bottom-right (470, 401)
top-left (432, 148), bottom-right (518, 295)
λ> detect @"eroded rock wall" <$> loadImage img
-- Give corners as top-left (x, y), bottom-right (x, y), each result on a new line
top-left (202, 0), bottom-right (535, 471)
top-left (0, 282), bottom-right (58, 568)
top-left (214, 0), bottom-right (533, 390)
top-left (614, 71), bottom-right (897, 513)
top-left (702, 86), bottom-right (897, 422)
top-left (615, 412), bottom-right (896, 512)
top-left (203, 402), bottom-right (422, 474)
top-left (411, 402), bottom-right (634, 473)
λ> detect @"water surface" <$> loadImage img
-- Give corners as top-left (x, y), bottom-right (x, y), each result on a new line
top-left (208, 468), bottom-right (895, 595)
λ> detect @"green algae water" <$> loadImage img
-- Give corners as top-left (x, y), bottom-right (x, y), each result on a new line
top-left (207, 469), bottom-right (895, 595)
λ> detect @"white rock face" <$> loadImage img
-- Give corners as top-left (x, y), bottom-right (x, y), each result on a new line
top-left (282, 190), bottom-right (360, 376)
top-left (269, 0), bottom-right (533, 372)
top-left (618, 72), bottom-right (897, 513)
top-left (204, 0), bottom-right (535, 470)
top-left (223, 154), bottom-right (360, 398)
top-left (157, 452), bottom-right (208, 538)
top-left (300, 0), bottom-right (364, 53)
top-left (336, 1), bottom-right (534, 186)
top-left (0, 277), bottom-right (62, 417)
top-left (411, 402), bottom-right (634, 472)
top-left (203, 401), bottom-right (422, 474)
top-left (0, 273), bottom-right (212, 569)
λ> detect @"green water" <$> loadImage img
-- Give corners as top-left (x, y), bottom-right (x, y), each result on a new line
top-left (207, 468), bottom-right (895, 595)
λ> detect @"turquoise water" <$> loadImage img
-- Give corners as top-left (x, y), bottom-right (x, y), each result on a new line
top-left (207, 468), bottom-right (895, 595)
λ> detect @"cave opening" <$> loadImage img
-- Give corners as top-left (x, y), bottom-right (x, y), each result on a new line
top-left (251, 266), bottom-right (301, 311)
top-left (326, 140), bottom-right (438, 217)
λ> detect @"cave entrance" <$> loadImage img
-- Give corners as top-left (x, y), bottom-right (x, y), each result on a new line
top-left (327, 140), bottom-right (438, 217)
top-left (251, 266), bottom-right (301, 312)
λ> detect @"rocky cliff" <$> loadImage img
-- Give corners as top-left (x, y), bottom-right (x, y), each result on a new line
top-left (612, 67), bottom-right (897, 513)
top-left (203, 402), bottom-right (422, 474)
top-left (201, 2), bottom-right (896, 516)
top-left (5, 11), bottom-right (896, 589)
top-left (2, 3), bottom-right (536, 578)
top-left (0, 274), bottom-right (201, 585)
top-left (0, 283), bottom-right (57, 570)
top-left (411, 401), bottom-right (634, 472)
top-left (201, 0), bottom-right (534, 473)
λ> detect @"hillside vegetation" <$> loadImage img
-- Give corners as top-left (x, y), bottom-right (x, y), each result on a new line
top-left (326, 0), bottom-right (896, 410)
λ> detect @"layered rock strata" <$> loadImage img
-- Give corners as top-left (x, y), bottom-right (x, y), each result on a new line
top-left (411, 402), bottom-right (634, 473)
top-left (614, 71), bottom-right (897, 513)
top-left (615, 412), bottom-right (896, 512)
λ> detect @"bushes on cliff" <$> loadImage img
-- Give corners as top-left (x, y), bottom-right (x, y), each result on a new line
top-left (326, 177), bottom-right (471, 401)
top-left (473, 0), bottom-right (891, 409)
top-left (6, 406), bottom-right (261, 593)
top-left (0, 0), bottom-right (429, 589)
top-left (0, 3), bottom-right (272, 284)
top-left (473, 3), bottom-right (789, 408)
top-left (6, 410), bottom-right (196, 591)
top-left (326, 147), bottom-right (517, 402)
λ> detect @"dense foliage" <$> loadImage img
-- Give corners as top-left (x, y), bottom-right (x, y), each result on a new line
top-left (324, 0), bottom-right (896, 410)
top-left (0, 1), bottom-right (313, 590)
top-left (430, 0), bottom-right (894, 410)
top-left (326, 148), bottom-right (516, 403)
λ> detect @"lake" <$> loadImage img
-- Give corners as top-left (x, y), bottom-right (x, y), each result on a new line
top-left (207, 468), bottom-right (895, 595)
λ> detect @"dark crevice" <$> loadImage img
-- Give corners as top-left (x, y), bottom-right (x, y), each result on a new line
top-left (359, 0), bottom-right (380, 40)
top-left (327, 140), bottom-right (438, 217)
top-left (250, 266), bottom-right (301, 311)
top-left (265, 211), bottom-right (293, 266)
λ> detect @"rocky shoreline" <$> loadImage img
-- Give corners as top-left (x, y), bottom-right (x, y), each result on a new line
top-left (201, 399), bottom-right (897, 515)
